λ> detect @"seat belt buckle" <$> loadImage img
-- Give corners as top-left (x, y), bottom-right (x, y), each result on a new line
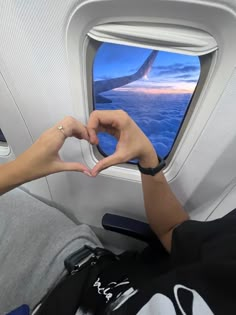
top-left (64, 245), bottom-right (97, 275)
top-left (64, 245), bottom-right (118, 275)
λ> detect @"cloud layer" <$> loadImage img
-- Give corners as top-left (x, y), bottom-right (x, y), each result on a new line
top-left (96, 91), bottom-right (192, 158)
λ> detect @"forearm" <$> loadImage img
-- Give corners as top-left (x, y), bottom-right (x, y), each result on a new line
top-left (0, 159), bottom-right (29, 196)
top-left (0, 116), bottom-right (92, 196)
top-left (139, 149), bottom-right (189, 252)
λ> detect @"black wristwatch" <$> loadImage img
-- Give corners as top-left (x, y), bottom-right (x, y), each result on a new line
top-left (137, 155), bottom-right (166, 176)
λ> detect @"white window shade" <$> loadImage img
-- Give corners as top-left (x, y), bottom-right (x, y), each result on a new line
top-left (88, 23), bottom-right (217, 56)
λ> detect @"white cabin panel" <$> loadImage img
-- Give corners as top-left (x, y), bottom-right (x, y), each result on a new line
top-left (0, 72), bottom-right (52, 200)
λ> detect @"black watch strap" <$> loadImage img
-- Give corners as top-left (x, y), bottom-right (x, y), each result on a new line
top-left (137, 155), bottom-right (166, 176)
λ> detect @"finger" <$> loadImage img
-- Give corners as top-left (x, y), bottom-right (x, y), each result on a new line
top-left (87, 110), bottom-right (124, 144)
top-left (87, 111), bottom-right (103, 144)
top-left (61, 161), bottom-right (91, 173)
top-left (87, 110), bottom-right (117, 130)
top-left (58, 116), bottom-right (89, 141)
top-left (72, 123), bottom-right (89, 141)
top-left (87, 127), bottom-right (99, 145)
top-left (91, 153), bottom-right (124, 176)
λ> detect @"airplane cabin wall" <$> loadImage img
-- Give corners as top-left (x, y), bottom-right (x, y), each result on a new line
top-left (0, 0), bottom-right (236, 244)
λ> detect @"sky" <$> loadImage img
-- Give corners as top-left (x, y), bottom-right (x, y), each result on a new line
top-left (93, 42), bottom-right (201, 94)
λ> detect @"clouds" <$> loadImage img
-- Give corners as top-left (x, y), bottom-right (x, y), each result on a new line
top-left (146, 62), bottom-right (200, 87)
top-left (173, 73), bottom-right (200, 83)
top-left (119, 79), bottom-right (197, 94)
top-left (175, 74), bottom-right (192, 79)
top-left (152, 63), bottom-right (200, 76)
top-left (127, 82), bottom-right (175, 89)
top-left (96, 92), bottom-right (192, 158)
top-left (96, 75), bottom-right (112, 80)
top-left (184, 79), bottom-right (199, 83)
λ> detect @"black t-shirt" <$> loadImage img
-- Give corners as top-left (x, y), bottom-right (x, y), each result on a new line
top-left (78, 209), bottom-right (236, 315)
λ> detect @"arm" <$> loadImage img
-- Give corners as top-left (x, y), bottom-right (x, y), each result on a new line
top-left (0, 116), bottom-right (90, 196)
top-left (87, 110), bottom-right (189, 252)
top-left (0, 160), bottom-right (31, 195)
top-left (138, 151), bottom-right (189, 252)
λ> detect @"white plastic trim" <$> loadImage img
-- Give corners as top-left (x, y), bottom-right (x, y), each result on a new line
top-left (88, 22), bottom-right (218, 56)
top-left (0, 143), bottom-right (10, 157)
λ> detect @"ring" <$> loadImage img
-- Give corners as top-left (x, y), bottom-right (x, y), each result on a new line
top-left (57, 125), bottom-right (66, 136)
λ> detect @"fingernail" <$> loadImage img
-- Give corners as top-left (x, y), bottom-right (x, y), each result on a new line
top-left (83, 171), bottom-right (92, 177)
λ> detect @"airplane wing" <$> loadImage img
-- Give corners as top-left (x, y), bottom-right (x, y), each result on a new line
top-left (94, 50), bottom-right (158, 103)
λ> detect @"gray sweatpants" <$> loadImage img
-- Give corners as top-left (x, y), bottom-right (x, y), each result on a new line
top-left (0, 188), bottom-right (101, 314)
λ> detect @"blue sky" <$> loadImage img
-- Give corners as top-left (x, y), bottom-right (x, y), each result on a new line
top-left (93, 43), bottom-right (201, 94)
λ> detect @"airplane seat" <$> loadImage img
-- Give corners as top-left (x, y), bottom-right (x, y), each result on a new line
top-left (2, 188), bottom-right (168, 264)
top-left (102, 213), bottom-right (169, 263)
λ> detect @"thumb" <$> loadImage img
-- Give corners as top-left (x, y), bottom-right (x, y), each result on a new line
top-left (91, 153), bottom-right (123, 176)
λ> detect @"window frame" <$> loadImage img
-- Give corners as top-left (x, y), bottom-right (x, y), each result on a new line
top-left (0, 129), bottom-right (10, 157)
top-left (86, 38), bottom-right (213, 169)
top-left (0, 129), bottom-right (7, 143)
top-left (0, 142), bottom-right (10, 157)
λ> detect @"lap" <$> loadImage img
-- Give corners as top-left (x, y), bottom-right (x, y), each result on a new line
top-left (0, 189), bottom-right (101, 313)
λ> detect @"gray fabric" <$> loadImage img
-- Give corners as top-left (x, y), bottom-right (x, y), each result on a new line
top-left (0, 188), bottom-right (101, 314)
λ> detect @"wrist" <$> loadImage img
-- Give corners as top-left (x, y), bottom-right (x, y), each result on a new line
top-left (0, 160), bottom-right (28, 191)
top-left (12, 158), bottom-right (33, 185)
top-left (138, 148), bottom-right (159, 168)
top-left (138, 156), bottom-right (165, 176)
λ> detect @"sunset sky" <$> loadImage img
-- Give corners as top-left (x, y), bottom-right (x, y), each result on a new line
top-left (93, 43), bottom-right (201, 94)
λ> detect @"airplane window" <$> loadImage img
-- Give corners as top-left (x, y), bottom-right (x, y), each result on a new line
top-left (92, 42), bottom-right (200, 159)
top-left (0, 129), bottom-right (7, 143)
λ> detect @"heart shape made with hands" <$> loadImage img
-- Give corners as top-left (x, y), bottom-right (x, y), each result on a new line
top-left (83, 127), bottom-right (117, 177)
top-left (60, 124), bottom-right (115, 177)
top-left (69, 124), bottom-right (122, 177)
top-left (61, 110), bottom-right (154, 177)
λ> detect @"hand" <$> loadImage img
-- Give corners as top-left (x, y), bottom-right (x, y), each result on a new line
top-left (15, 116), bottom-right (91, 182)
top-left (87, 110), bottom-right (158, 176)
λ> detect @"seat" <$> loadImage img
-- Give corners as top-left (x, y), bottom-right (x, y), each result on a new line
top-left (102, 213), bottom-right (168, 257)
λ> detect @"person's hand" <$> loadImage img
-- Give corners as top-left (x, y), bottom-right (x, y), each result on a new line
top-left (87, 110), bottom-right (158, 176)
top-left (15, 116), bottom-right (91, 182)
